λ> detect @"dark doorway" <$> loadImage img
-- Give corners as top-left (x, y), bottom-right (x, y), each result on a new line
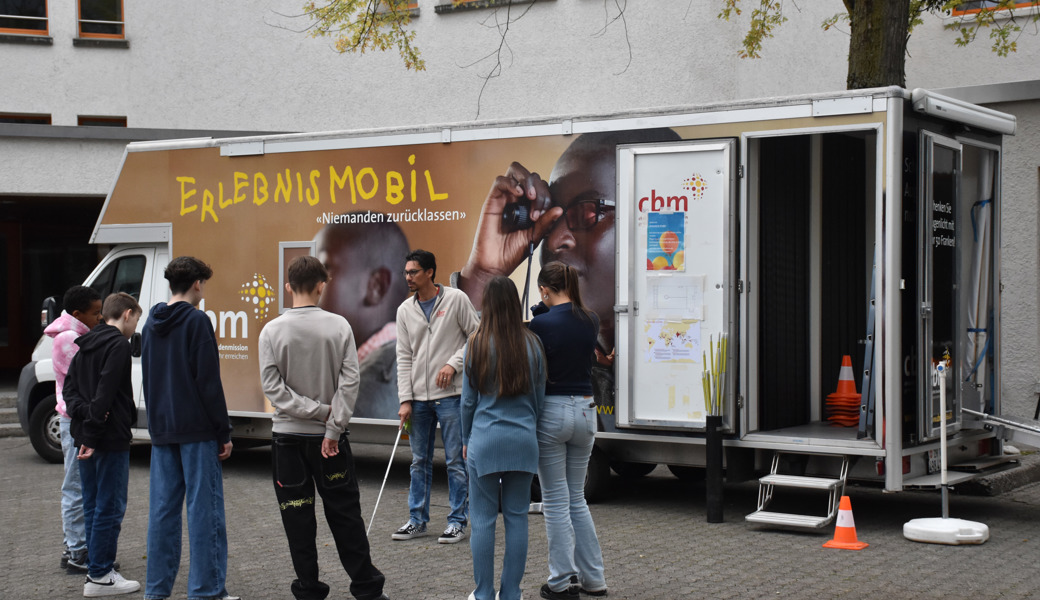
top-left (0, 196), bottom-right (103, 375)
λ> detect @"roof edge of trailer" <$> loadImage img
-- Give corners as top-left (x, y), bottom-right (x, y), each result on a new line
top-left (910, 88), bottom-right (1017, 135)
top-left (124, 86), bottom-right (914, 155)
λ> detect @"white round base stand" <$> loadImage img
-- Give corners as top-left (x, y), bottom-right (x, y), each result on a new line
top-left (903, 517), bottom-right (989, 545)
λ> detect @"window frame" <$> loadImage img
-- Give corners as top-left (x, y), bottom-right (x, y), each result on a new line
top-left (950, 0), bottom-right (1038, 16)
top-left (435, 0), bottom-right (542, 15)
top-left (0, 0), bottom-right (48, 36)
top-left (375, 0), bottom-right (419, 16)
top-left (77, 115), bottom-right (128, 127)
top-left (0, 113), bottom-right (52, 125)
top-left (77, 0), bottom-right (124, 39)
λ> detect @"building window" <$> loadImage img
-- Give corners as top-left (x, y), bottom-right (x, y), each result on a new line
top-left (951, 1), bottom-right (1038, 16)
top-left (435, 0), bottom-right (541, 14)
top-left (0, 0), bottom-right (48, 35)
top-left (78, 0), bottom-right (123, 38)
top-left (0, 112), bottom-right (51, 124)
top-left (77, 115), bottom-right (127, 127)
top-left (375, 1), bottom-right (418, 16)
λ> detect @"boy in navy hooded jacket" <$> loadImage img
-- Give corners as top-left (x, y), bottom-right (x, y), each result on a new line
top-left (141, 256), bottom-right (236, 600)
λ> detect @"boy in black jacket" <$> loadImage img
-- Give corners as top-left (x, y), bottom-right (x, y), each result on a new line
top-left (65, 292), bottom-right (142, 597)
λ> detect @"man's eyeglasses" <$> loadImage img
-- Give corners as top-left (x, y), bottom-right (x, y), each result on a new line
top-left (558, 198), bottom-right (615, 231)
top-left (403, 268), bottom-right (424, 277)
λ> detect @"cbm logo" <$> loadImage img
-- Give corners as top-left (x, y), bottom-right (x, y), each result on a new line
top-left (639, 189), bottom-right (688, 213)
top-left (638, 173), bottom-right (707, 212)
top-left (199, 299), bottom-right (248, 339)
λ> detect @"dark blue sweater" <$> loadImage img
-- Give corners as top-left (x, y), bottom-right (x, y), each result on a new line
top-left (528, 302), bottom-right (599, 396)
top-left (142, 301), bottom-right (232, 445)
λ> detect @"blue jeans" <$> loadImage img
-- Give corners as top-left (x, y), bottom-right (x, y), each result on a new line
top-left (468, 469), bottom-right (532, 600)
top-left (407, 396), bottom-right (468, 528)
top-left (145, 441), bottom-right (229, 600)
top-left (60, 417), bottom-right (87, 554)
top-left (78, 449), bottom-right (130, 579)
top-left (537, 395), bottom-right (606, 593)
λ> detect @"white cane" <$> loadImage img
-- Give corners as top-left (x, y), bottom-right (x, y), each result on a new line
top-left (368, 425), bottom-right (403, 536)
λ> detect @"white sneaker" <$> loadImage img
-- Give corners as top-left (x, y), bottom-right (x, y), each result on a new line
top-left (438, 524), bottom-right (467, 544)
top-left (467, 591), bottom-right (511, 599)
top-left (83, 570), bottom-right (140, 597)
top-left (392, 521), bottom-right (428, 540)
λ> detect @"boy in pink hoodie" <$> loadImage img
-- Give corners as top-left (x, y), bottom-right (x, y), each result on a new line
top-left (45, 285), bottom-right (103, 572)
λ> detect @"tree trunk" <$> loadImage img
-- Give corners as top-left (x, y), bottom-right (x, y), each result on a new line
top-left (846, 0), bottom-right (910, 89)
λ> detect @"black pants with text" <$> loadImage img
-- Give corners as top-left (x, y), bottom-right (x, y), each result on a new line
top-left (272, 433), bottom-right (385, 600)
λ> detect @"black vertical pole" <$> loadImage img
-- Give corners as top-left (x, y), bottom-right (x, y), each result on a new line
top-left (706, 415), bottom-right (724, 522)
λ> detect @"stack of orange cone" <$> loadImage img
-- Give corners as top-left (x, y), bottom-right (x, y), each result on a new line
top-left (825, 355), bottom-right (861, 427)
top-left (823, 495), bottom-right (869, 550)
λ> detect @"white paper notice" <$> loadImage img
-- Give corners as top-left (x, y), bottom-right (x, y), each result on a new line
top-left (649, 275), bottom-right (704, 320)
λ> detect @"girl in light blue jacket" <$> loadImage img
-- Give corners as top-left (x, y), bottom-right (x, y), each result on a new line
top-left (461, 276), bottom-right (546, 600)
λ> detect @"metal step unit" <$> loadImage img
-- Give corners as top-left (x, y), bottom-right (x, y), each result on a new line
top-left (745, 451), bottom-right (849, 529)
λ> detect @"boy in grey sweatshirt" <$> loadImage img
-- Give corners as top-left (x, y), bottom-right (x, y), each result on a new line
top-left (258, 256), bottom-right (389, 600)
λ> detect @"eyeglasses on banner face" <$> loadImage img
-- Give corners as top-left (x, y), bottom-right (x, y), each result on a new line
top-left (558, 198), bottom-right (616, 231)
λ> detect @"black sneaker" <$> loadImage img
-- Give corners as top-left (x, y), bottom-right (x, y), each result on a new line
top-left (437, 524), bottom-right (467, 544)
top-left (391, 521), bottom-right (428, 540)
top-left (541, 583), bottom-right (579, 599)
top-left (65, 550), bottom-right (89, 573)
top-left (66, 552), bottom-right (121, 574)
top-left (579, 587), bottom-right (608, 597)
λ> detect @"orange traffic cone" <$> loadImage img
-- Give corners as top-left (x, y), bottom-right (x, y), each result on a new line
top-left (823, 495), bottom-right (868, 550)
top-left (825, 355), bottom-right (862, 427)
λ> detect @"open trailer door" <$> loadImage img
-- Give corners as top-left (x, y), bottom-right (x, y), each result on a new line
top-left (615, 139), bottom-right (738, 432)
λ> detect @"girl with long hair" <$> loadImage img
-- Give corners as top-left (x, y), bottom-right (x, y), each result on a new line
top-left (461, 276), bottom-right (546, 600)
top-left (529, 261), bottom-right (608, 599)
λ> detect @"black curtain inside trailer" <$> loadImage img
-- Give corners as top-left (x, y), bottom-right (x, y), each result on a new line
top-left (758, 136), bottom-right (811, 430)
top-left (820, 134), bottom-right (868, 409)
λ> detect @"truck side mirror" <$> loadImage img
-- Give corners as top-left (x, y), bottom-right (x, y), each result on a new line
top-left (130, 332), bottom-right (142, 358)
top-left (41, 296), bottom-right (60, 328)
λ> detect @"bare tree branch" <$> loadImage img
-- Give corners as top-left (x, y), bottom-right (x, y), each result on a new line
top-left (454, 0), bottom-right (539, 118)
top-left (592, 0), bottom-right (632, 75)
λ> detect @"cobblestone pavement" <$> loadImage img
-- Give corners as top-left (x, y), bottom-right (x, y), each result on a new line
top-left (5, 435), bottom-right (1040, 600)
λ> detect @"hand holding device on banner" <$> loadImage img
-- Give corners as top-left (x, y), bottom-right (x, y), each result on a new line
top-left (459, 162), bottom-right (562, 309)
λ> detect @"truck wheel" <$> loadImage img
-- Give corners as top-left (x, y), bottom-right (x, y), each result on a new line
top-left (29, 395), bottom-right (64, 464)
top-left (584, 447), bottom-right (611, 503)
top-left (610, 461), bottom-right (657, 478)
top-left (667, 464), bottom-right (706, 482)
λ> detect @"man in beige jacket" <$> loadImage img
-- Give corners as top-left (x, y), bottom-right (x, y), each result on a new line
top-left (393, 249), bottom-right (479, 544)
